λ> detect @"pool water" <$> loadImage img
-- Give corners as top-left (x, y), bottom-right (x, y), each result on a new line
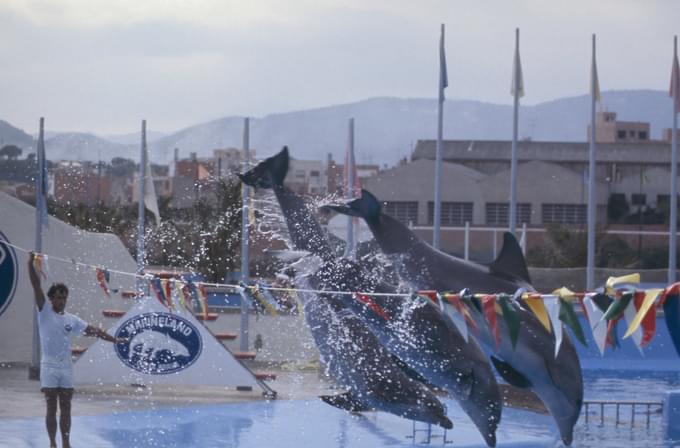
top-left (1, 371), bottom-right (680, 447)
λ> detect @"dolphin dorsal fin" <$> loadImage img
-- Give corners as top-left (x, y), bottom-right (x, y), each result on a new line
top-left (489, 232), bottom-right (532, 284)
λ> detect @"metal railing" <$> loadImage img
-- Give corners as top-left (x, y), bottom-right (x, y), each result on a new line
top-left (407, 421), bottom-right (451, 444)
top-left (582, 399), bottom-right (664, 428)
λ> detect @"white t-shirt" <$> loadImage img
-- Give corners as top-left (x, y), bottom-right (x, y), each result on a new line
top-left (38, 303), bottom-right (88, 368)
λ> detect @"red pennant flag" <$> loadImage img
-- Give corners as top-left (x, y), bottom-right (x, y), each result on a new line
top-left (181, 284), bottom-right (193, 309)
top-left (633, 291), bottom-right (656, 347)
top-left (670, 46), bottom-right (680, 111)
top-left (95, 268), bottom-right (110, 298)
top-left (660, 282), bottom-right (680, 307)
top-left (162, 279), bottom-right (175, 311)
top-left (355, 293), bottom-right (390, 321)
top-left (481, 295), bottom-right (500, 349)
top-left (417, 290), bottom-right (439, 306)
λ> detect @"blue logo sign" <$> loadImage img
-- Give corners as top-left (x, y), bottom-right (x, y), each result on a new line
top-left (0, 232), bottom-right (18, 318)
top-left (114, 312), bottom-right (202, 375)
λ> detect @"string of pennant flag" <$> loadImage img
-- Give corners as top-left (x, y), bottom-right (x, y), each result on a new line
top-left (4, 240), bottom-right (679, 357)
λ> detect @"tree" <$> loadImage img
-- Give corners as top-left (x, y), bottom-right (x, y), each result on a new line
top-left (108, 157), bottom-right (137, 177)
top-left (0, 145), bottom-right (22, 160)
top-left (607, 193), bottom-right (629, 223)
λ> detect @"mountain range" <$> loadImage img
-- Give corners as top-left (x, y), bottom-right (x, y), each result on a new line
top-left (0, 89), bottom-right (675, 168)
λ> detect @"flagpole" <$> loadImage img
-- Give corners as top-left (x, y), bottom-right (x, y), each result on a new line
top-left (669, 35), bottom-right (679, 284)
top-left (345, 118), bottom-right (356, 258)
top-left (509, 28), bottom-right (521, 236)
top-left (29, 117), bottom-right (46, 380)
top-left (433, 23), bottom-right (447, 250)
top-left (240, 117), bottom-right (250, 352)
top-left (587, 34), bottom-right (598, 291)
top-left (136, 120), bottom-right (146, 292)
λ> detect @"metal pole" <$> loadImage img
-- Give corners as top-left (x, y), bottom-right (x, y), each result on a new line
top-left (669, 35), bottom-right (678, 284)
top-left (464, 221), bottom-right (470, 261)
top-left (136, 120), bottom-right (146, 293)
top-left (433, 23), bottom-right (446, 249)
top-left (510, 28), bottom-right (521, 236)
top-left (240, 117), bottom-right (250, 352)
top-left (29, 117), bottom-right (45, 380)
top-left (587, 35), bottom-right (598, 290)
top-left (345, 118), bottom-right (355, 257)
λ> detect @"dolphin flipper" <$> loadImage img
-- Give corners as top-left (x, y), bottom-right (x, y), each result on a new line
top-left (490, 356), bottom-right (532, 389)
top-left (238, 146), bottom-right (289, 188)
top-left (320, 392), bottom-right (371, 412)
top-left (489, 232), bottom-right (532, 284)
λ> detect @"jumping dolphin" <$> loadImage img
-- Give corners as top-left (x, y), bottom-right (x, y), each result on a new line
top-left (239, 148), bottom-right (452, 429)
top-left (301, 280), bottom-right (453, 428)
top-left (328, 189), bottom-right (583, 446)
top-left (240, 147), bottom-right (501, 446)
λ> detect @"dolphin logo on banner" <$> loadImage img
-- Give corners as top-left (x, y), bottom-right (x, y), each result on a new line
top-left (0, 232), bottom-right (18, 318)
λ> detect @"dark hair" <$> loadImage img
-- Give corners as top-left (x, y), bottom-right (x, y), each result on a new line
top-left (47, 283), bottom-right (68, 300)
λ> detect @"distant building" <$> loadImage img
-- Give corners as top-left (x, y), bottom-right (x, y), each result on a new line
top-left (52, 161), bottom-right (111, 206)
top-left (588, 111), bottom-right (650, 143)
top-left (284, 158), bottom-right (327, 196)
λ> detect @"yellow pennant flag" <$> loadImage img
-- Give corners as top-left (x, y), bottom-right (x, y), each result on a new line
top-left (523, 294), bottom-right (552, 333)
top-left (623, 288), bottom-right (662, 339)
top-left (605, 273), bottom-right (640, 296)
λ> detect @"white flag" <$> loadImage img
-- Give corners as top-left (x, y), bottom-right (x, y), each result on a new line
top-left (544, 295), bottom-right (562, 358)
top-left (622, 297), bottom-right (644, 355)
top-left (590, 37), bottom-right (601, 103)
top-left (584, 294), bottom-right (607, 356)
top-left (511, 30), bottom-right (524, 98)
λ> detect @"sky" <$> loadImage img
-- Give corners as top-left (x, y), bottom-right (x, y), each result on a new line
top-left (0, 0), bottom-right (678, 136)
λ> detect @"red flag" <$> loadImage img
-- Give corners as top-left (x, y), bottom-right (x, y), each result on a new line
top-left (481, 295), bottom-right (500, 349)
top-left (95, 268), bottom-right (110, 298)
top-left (634, 291), bottom-right (656, 347)
top-left (355, 293), bottom-right (390, 321)
top-left (670, 47), bottom-right (680, 111)
top-left (418, 290), bottom-right (439, 306)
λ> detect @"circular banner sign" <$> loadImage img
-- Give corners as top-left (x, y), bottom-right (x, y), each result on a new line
top-left (0, 232), bottom-right (18, 318)
top-left (114, 312), bottom-right (202, 375)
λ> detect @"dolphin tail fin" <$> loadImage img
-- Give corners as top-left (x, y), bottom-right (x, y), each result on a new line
top-left (320, 392), bottom-right (370, 413)
top-left (237, 146), bottom-right (289, 189)
top-left (323, 189), bottom-right (382, 223)
top-left (489, 232), bottom-right (532, 285)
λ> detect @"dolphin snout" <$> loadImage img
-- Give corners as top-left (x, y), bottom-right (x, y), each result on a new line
top-left (438, 415), bottom-right (454, 430)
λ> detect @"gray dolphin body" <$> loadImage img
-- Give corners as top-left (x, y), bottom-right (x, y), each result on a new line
top-left (239, 148), bottom-right (452, 429)
top-left (329, 189), bottom-right (583, 446)
top-left (313, 257), bottom-right (502, 447)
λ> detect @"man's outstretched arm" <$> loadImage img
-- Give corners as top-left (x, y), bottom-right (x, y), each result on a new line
top-left (27, 252), bottom-right (45, 311)
top-left (83, 325), bottom-right (127, 344)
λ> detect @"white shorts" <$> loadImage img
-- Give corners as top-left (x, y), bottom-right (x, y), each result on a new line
top-left (40, 363), bottom-right (74, 390)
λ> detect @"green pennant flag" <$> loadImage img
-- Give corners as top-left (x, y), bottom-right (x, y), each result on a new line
top-left (498, 294), bottom-right (520, 349)
top-left (602, 291), bottom-right (634, 322)
top-left (558, 298), bottom-right (587, 346)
